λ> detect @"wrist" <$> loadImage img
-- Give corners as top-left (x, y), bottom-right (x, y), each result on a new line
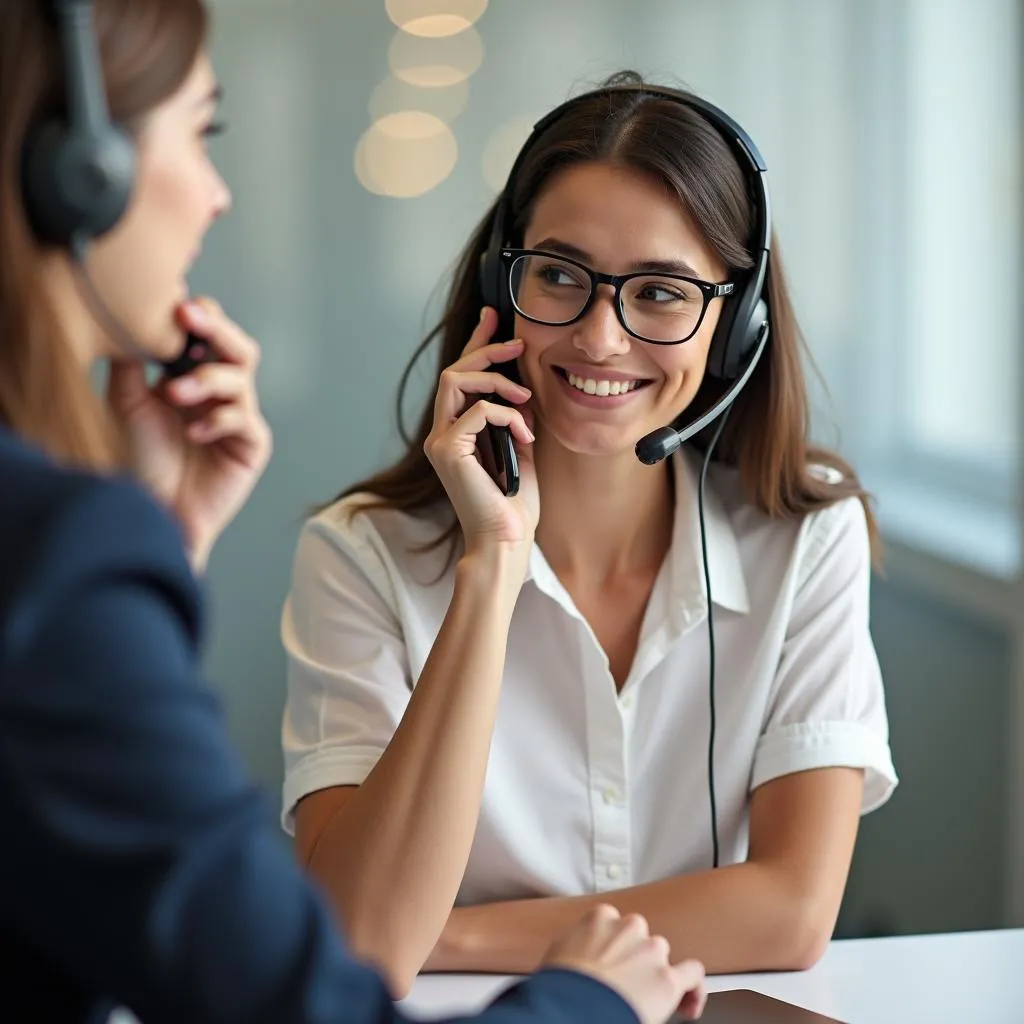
top-left (429, 907), bottom-right (482, 973)
top-left (188, 545), bottom-right (210, 576)
top-left (180, 521), bottom-right (212, 576)
top-left (456, 541), bottom-right (530, 604)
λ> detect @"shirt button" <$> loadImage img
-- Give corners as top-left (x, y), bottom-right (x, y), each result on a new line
top-left (603, 786), bottom-right (621, 806)
top-left (621, 694), bottom-right (635, 710)
top-left (607, 864), bottom-right (622, 880)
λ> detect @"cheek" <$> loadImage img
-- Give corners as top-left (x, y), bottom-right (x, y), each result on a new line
top-left (662, 312), bottom-right (719, 389)
top-left (146, 160), bottom-right (206, 235)
top-left (513, 318), bottom-right (562, 387)
top-left (652, 339), bottom-right (707, 390)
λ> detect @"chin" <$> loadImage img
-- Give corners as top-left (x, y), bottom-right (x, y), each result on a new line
top-left (134, 322), bottom-right (187, 364)
top-left (545, 421), bottom-right (646, 459)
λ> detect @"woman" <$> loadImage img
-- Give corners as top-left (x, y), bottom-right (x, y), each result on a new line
top-left (282, 73), bottom-right (898, 987)
top-left (0, 4), bottom-right (706, 1023)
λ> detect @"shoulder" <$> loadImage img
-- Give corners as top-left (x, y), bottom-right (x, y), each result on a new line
top-left (298, 493), bottom-right (457, 584)
top-left (0, 430), bottom-right (198, 658)
top-left (704, 454), bottom-right (871, 580)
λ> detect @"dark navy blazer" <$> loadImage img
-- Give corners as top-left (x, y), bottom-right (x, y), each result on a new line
top-left (0, 428), bottom-right (636, 1024)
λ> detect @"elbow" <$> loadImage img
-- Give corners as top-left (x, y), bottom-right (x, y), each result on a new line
top-left (309, 864), bottom-right (431, 997)
top-left (342, 914), bottom-right (427, 999)
top-left (784, 927), bottom-right (830, 972)
top-left (344, 924), bottom-right (422, 999)
top-left (774, 899), bottom-right (834, 971)
top-left (380, 960), bottom-right (418, 1001)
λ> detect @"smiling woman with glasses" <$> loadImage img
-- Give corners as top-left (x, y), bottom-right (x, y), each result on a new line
top-left (279, 71), bottom-right (898, 995)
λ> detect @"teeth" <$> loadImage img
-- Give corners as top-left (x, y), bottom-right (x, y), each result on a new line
top-left (566, 373), bottom-right (641, 396)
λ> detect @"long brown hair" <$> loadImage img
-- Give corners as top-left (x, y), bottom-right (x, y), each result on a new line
top-left (340, 73), bottom-right (878, 562)
top-left (0, 0), bottom-right (207, 470)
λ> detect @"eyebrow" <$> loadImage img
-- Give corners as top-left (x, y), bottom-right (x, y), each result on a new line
top-left (530, 236), bottom-right (700, 278)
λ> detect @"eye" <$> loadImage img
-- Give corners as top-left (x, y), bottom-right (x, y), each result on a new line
top-left (636, 283), bottom-right (690, 303)
top-left (536, 263), bottom-right (586, 288)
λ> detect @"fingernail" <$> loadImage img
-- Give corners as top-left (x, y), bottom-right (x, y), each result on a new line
top-left (526, 428), bottom-right (536, 442)
top-left (479, 308), bottom-right (488, 323)
top-left (188, 301), bottom-right (210, 327)
top-left (503, 337), bottom-right (522, 346)
top-left (173, 377), bottom-right (197, 397)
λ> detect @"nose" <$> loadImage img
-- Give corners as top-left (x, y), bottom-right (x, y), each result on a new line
top-left (210, 169), bottom-right (232, 220)
top-left (572, 284), bottom-right (630, 361)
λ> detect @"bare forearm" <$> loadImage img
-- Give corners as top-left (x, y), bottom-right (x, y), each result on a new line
top-left (308, 548), bottom-right (520, 990)
top-left (433, 863), bottom-right (833, 976)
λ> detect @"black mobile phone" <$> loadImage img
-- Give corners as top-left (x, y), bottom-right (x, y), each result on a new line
top-left (160, 333), bottom-right (216, 379)
top-left (482, 362), bottom-right (521, 497)
top-left (479, 313), bottom-right (522, 498)
top-left (483, 416), bottom-right (520, 498)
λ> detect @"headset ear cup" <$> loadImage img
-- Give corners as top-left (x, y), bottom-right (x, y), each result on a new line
top-left (706, 253), bottom-right (769, 381)
top-left (746, 297), bottom-right (768, 351)
top-left (478, 249), bottom-right (498, 308)
top-left (705, 293), bottom-right (740, 381)
top-left (22, 120), bottom-right (135, 247)
top-left (479, 245), bottom-right (518, 341)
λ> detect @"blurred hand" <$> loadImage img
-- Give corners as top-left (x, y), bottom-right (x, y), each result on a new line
top-left (108, 297), bottom-right (272, 573)
top-left (424, 306), bottom-right (538, 560)
top-left (542, 905), bottom-right (707, 1024)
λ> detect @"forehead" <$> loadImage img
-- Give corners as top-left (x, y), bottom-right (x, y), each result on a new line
top-left (523, 161), bottom-right (721, 275)
top-left (147, 51), bottom-right (217, 123)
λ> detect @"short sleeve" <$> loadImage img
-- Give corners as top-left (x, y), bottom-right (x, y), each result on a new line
top-left (750, 497), bottom-right (898, 813)
top-left (281, 510), bottom-right (413, 833)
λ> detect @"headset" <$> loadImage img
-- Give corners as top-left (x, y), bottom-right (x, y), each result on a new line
top-left (20, 0), bottom-right (212, 377)
top-left (479, 83), bottom-right (774, 869)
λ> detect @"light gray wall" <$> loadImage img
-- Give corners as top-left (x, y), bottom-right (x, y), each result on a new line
top-left (193, 0), bottom-right (1015, 935)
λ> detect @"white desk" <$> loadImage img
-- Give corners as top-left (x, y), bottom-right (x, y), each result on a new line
top-left (400, 928), bottom-right (1024, 1023)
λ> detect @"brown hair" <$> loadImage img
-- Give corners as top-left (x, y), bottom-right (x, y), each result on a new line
top-left (338, 73), bottom-right (878, 563)
top-left (0, 0), bottom-right (207, 470)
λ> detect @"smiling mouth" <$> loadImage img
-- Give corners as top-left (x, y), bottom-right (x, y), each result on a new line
top-left (554, 366), bottom-right (653, 397)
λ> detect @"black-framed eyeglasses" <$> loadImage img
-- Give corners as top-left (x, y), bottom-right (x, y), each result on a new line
top-left (501, 248), bottom-right (736, 346)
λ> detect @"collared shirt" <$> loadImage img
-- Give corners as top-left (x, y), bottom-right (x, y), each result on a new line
top-left (280, 452), bottom-right (897, 901)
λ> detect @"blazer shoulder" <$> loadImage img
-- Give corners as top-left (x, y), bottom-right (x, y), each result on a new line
top-left (0, 437), bottom-right (199, 661)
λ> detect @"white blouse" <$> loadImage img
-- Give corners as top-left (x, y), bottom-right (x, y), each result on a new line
top-left (280, 451), bottom-right (897, 903)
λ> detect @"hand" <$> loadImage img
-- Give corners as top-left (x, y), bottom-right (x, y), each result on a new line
top-left (542, 905), bottom-right (707, 1024)
top-left (423, 306), bottom-right (538, 554)
top-left (107, 298), bottom-right (272, 573)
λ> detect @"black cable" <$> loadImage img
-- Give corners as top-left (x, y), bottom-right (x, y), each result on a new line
top-left (696, 401), bottom-right (734, 870)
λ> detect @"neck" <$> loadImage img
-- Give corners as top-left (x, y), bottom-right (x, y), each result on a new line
top-left (42, 251), bottom-right (116, 367)
top-left (533, 431), bottom-right (675, 586)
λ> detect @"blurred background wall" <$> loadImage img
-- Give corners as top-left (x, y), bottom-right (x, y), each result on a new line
top-left (194, 0), bottom-right (1024, 938)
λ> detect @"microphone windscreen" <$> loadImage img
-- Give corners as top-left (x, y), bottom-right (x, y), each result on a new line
top-left (635, 425), bottom-right (681, 466)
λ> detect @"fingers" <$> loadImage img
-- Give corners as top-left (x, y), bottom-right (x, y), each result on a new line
top-left (164, 363), bottom-right (253, 409)
top-left (434, 365), bottom-right (531, 426)
top-left (431, 305), bottom-right (527, 429)
top-left (671, 960), bottom-right (708, 1020)
top-left (461, 305), bottom-right (500, 356)
top-left (425, 400), bottom-right (534, 467)
top-left (586, 904), bottom-right (622, 924)
top-left (160, 334), bottom-right (270, 464)
top-left (185, 402), bottom-right (272, 456)
top-left (611, 912), bottom-right (651, 944)
top-left (179, 297), bottom-right (261, 368)
top-left (453, 338), bottom-right (524, 375)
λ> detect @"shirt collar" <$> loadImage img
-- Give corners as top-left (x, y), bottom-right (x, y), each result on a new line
top-left (523, 450), bottom-right (749, 617)
top-left (669, 448), bottom-right (750, 615)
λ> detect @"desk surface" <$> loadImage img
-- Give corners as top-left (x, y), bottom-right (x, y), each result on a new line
top-left (401, 928), bottom-right (1024, 1023)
